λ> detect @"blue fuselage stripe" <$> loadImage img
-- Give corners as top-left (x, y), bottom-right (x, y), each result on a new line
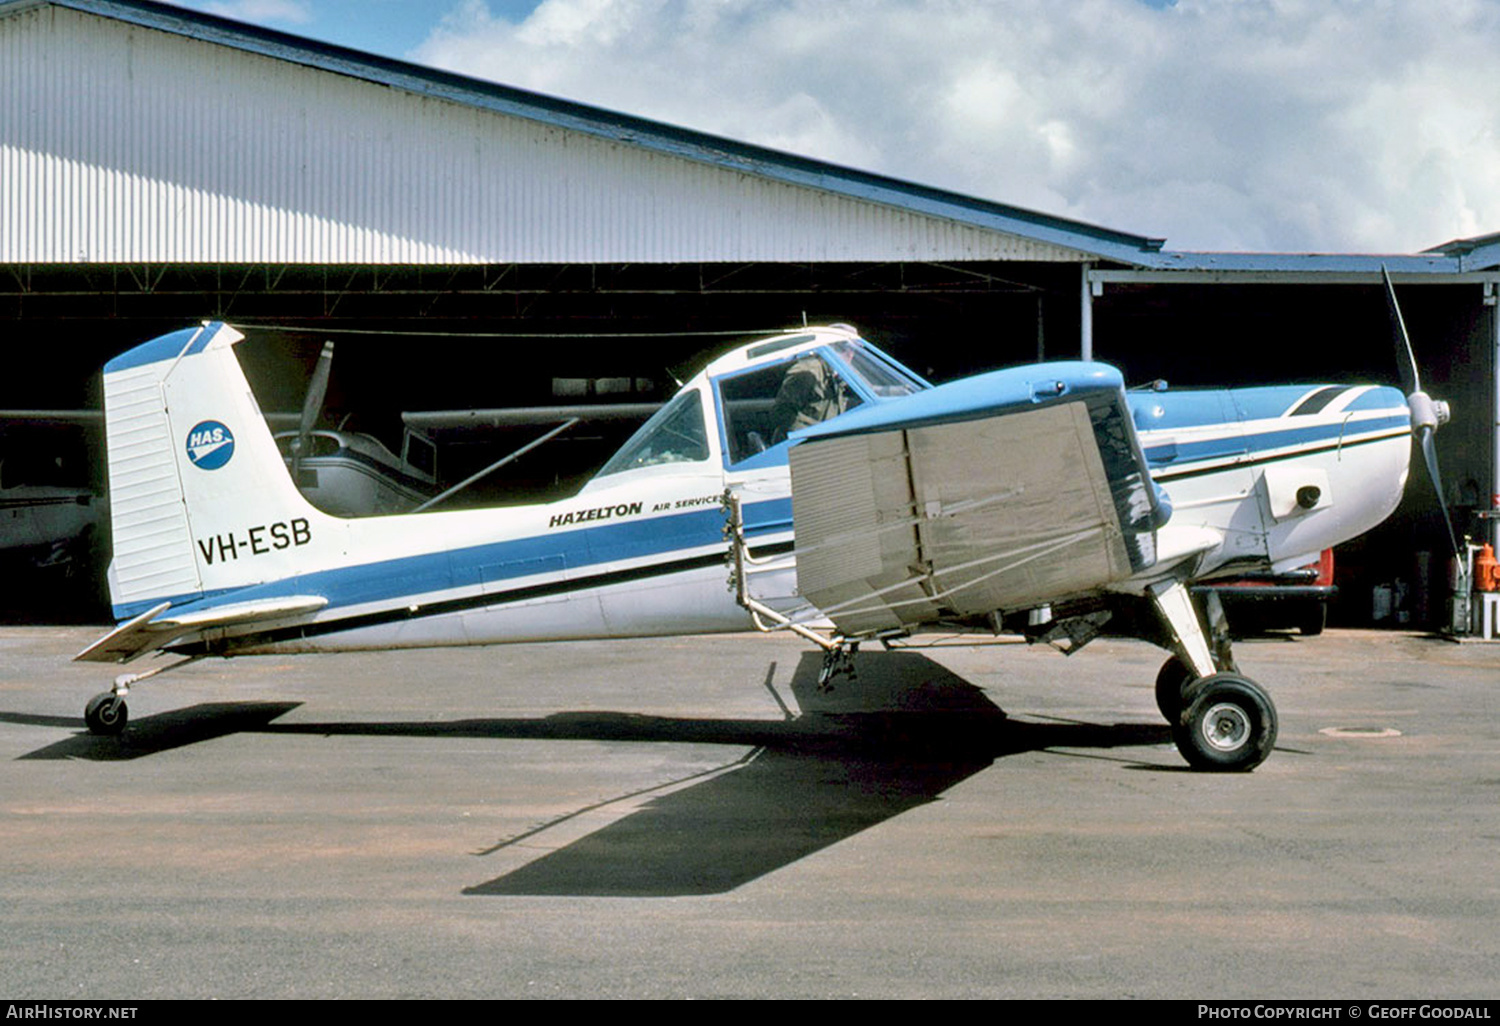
top-left (116, 496), bottom-right (792, 623)
top-left (1143, 414), bottom-right (1408, 471)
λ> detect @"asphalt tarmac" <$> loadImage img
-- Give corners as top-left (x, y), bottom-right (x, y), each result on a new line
top-left (1, 626), bottom-right (1496, 999)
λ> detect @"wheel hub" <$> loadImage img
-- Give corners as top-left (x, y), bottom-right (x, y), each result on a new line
top-left (1199, 702), bottom-right (1250, 752)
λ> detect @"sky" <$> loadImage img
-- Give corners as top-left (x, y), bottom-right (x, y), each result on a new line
top-left (180, 0), bottom-right (1500, 255)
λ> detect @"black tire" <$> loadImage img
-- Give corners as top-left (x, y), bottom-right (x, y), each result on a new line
top-left (84, 692), bottom-right (127, 736)
top-left (1154, 656), bottom-right (1194, 721)
top-left (1173, 674), bottom-right (1277, 772)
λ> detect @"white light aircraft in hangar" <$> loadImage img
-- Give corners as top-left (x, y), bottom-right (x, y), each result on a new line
top-left (74, 274), bottom-right (1448, 772)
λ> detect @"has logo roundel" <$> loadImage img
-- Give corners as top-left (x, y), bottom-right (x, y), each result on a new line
top-left (185, 420), bottom-right (235, 470)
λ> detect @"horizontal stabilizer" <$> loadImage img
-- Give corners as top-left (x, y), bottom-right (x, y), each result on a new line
top-left (73, 602), bottom-right (173, 664)
top-left (75, 595), bottom-right (328, 664)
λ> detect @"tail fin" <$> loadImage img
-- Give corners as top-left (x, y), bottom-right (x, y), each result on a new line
top-left (102, 322), bottom-right (331, 620)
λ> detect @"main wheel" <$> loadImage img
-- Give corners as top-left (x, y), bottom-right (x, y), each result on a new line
top-left (1173, 674), bottom-right (1277, 772)
top-left (1154, 656), bottom-right (1194, 721)
top-left (84, 692), bottom-right (128, 736)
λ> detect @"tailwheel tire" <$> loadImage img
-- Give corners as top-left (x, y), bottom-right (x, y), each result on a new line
top-left (1173, 673), bottom-right (1277, 772)
top-left (84, 692), bottom-right (128, 736)
top-left (1154, 656), bottom-right (1194, 721)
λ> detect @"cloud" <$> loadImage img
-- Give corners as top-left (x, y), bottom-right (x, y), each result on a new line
top-left (412, 0), bottom-right (1500, 252)
top-left (199, 0), bottom-right (314, 25)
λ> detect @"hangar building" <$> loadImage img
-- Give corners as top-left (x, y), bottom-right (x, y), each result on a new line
top-left (3, 0), bottom-right (1497, 626)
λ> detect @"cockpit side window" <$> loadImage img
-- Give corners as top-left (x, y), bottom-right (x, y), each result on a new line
top-left (719, 351), bottom-right (864, 465)
top-left (596, 388), bottom-right (710, 478)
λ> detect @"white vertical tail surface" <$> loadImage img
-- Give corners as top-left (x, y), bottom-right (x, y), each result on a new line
top-left (102, 322), bottom-right (336, 618)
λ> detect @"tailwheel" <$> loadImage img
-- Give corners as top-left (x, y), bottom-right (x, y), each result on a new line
top-left (84, 692), bottom-right (128, 736)
top-left (1173, 673), bottom-right (1277, 772)
top-left (1154, 655), bottom-right (1193, 721)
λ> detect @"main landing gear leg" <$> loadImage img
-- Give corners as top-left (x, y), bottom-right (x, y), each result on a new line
top-left (1148, 580), bottom-right (1277, 772)
top-left (817, 641), bottom-right (859, 691)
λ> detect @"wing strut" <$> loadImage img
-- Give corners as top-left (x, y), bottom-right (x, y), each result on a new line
top-left (723, 490), bottom-right (864, 690)
top-left (412, 418), bottom-right (578, 513)
top-left (724, 490), bottom-right (840, 652)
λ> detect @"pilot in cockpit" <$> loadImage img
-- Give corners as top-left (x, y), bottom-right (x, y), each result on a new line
top-left (770, 353), bottom-right (854, 442)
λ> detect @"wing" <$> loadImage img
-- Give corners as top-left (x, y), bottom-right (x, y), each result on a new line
top-left (402, 403), bottom-right (661, 430)
top-left (788, 363), bottom-right (1165, 637)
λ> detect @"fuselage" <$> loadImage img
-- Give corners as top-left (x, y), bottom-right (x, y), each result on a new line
top-left (1133, 381), bottom-right (1410, 580)
top-left (103, 325), bottom-right (1412, 658)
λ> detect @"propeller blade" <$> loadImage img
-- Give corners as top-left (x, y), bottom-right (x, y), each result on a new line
top-left (1381, 265), bottom-right (1420, 396)
top-left (294, 340), bottom-right (334, 476)
top-left (1383, 267), bottom-right (1462, 564)
top-left (1419, 425), bottom-right (1463, 561)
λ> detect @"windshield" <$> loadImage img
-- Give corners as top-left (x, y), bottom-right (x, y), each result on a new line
top-left (595, 388), bottom-right (710, 478)
top-left (827, 340), bottom-right (926, 398)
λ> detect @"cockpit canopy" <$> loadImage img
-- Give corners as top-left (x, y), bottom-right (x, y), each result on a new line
top-left (591, 329), bottom-right (927, 483)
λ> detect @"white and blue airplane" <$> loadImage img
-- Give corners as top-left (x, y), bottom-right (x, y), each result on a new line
top-left (75, 288), bottom-right (1438, 772)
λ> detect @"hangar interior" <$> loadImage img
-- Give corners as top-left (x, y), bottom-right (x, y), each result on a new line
top-left (3, 0), bottom-right (1497, 630)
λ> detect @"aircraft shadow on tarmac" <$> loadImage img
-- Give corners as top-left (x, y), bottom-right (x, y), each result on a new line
top-left (10, 702), bottom-right (306, 760)
top-left (457, 653), bottom-right (1171, 897)
top-left (9, 651), bottom-right (1170, 896)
